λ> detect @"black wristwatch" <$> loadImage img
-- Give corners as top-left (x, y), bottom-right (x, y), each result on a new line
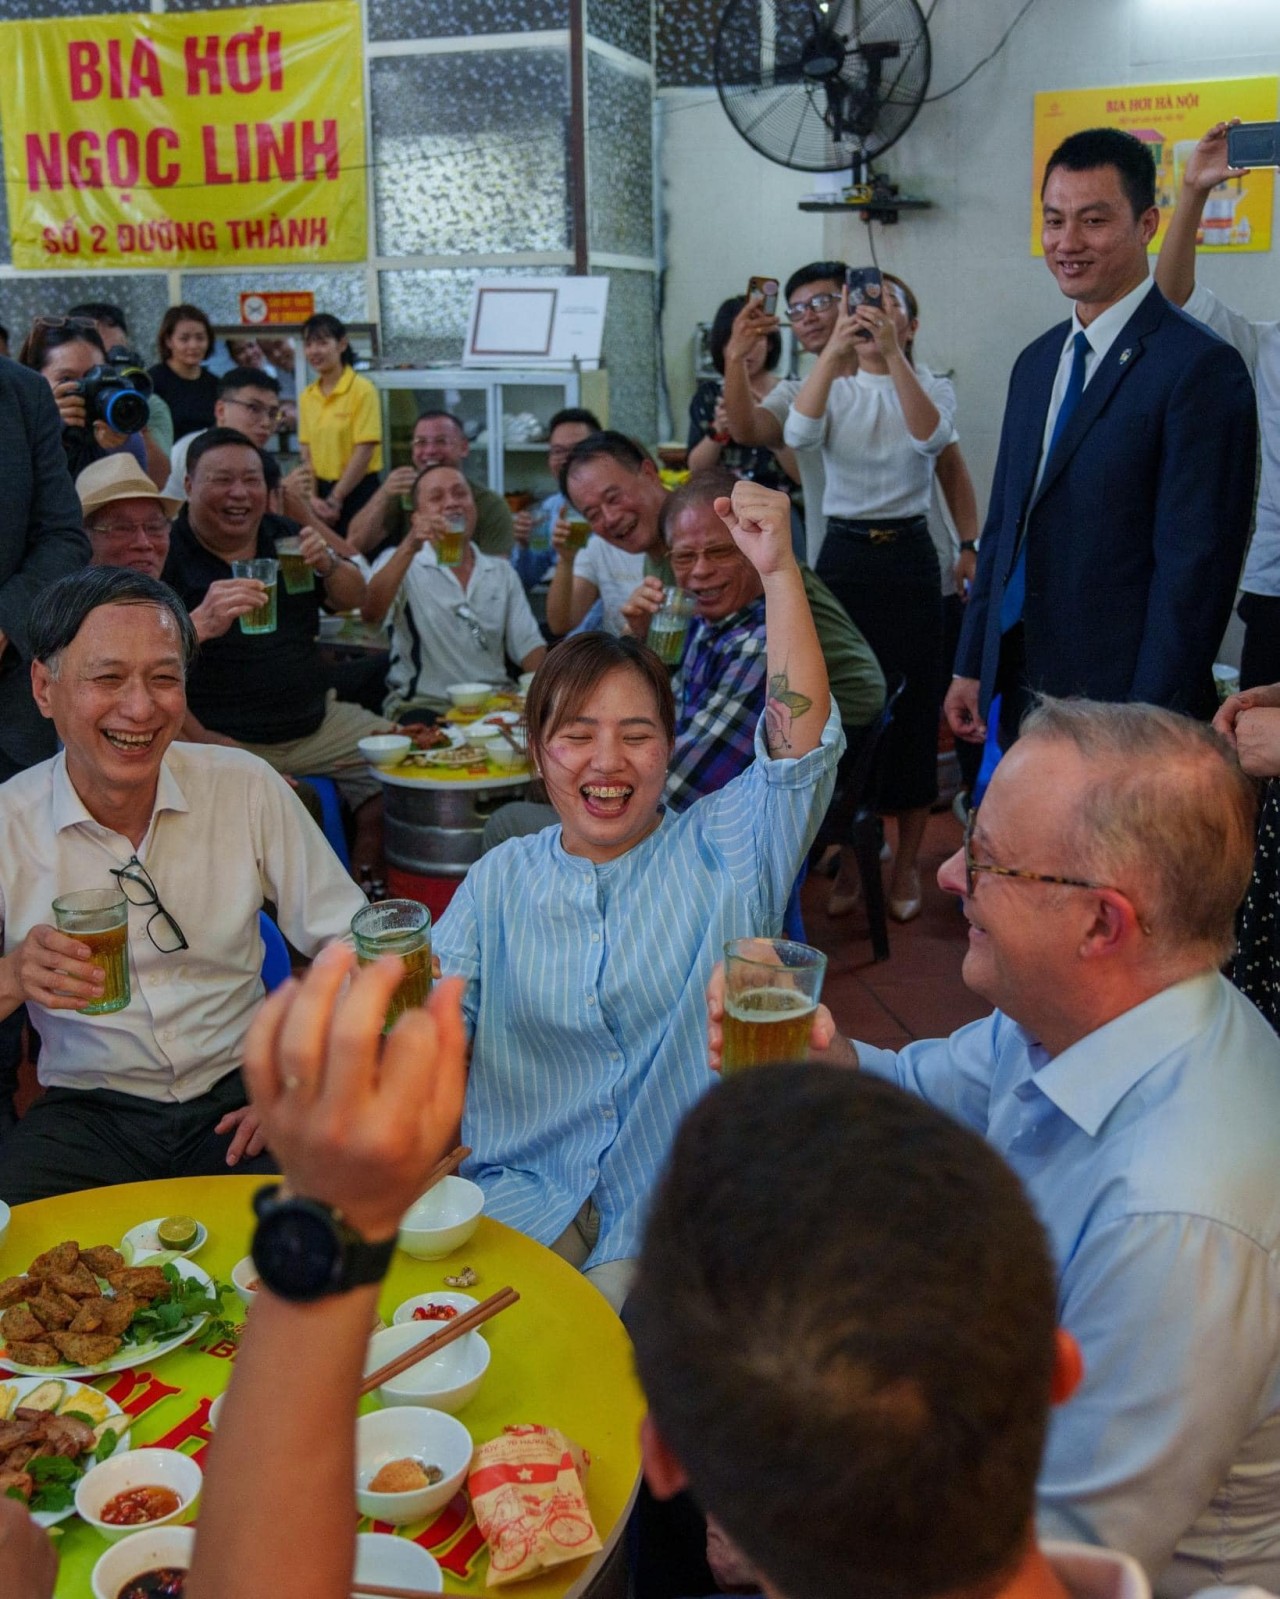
top-left (251, 1184), bottom-right (396, 1302)
top-left (959, 540), bottom-right (979, 553)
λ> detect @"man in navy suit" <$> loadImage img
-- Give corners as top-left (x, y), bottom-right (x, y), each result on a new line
top-left (946, 128), bottom-right (1257, 747)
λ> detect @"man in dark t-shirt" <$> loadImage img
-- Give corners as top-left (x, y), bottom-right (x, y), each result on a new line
top-left (160, 428), bottom-right (396, 872)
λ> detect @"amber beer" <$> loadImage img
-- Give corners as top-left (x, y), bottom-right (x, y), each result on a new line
top-left (438, 515), bottom-right (467, 568)
top-left (51, 889), bottom-right (130, 1015)
top-left (721, 937), bottom-right (827, 1078)
top-left (231, 558), bottom-right (279, 634)
top-left (564, 515), bottom-right (590, 553)
top-left (351, 899), bottom-right (433, 1032)
top-left (722, 987), bottom-right (816, 1075)
top-left (275, 537), bottom-right (315, 594)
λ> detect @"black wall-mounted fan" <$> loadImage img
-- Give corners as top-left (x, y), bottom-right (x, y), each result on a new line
top-left (714, 0), bottom-right (931, 174)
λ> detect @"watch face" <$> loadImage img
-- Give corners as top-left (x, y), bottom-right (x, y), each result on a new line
top-left (255, 1205), bottom-right (340, 1300)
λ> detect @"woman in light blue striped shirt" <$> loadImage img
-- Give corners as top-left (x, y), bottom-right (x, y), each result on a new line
top-left (435, 481), bottom-right (844, 1310)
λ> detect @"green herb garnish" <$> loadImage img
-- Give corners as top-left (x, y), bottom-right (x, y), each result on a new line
top-left (121, 1263), bottom-right (222, 1348)
top-left (93, 1427), bottom-right (120, 1465)
top-left (26, 1454), bottom-right (80, 1514)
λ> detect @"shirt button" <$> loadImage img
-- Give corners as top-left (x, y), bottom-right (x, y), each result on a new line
top-left (610, 1051), bottom-right (620, 1061)
top-left (591, 932), bottom-right (600, 944)
top-left (586, 995), bottom-right (596, 1006)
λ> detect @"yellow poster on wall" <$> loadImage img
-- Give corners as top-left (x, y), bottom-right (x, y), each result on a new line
top-left (0, 1), bottom-right (366, 270)
top-left (1031, 78), bottom-right (1277, 254)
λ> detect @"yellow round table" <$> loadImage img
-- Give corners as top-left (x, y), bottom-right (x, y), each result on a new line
top-left (1, 1177), bottom-right (644, 1599)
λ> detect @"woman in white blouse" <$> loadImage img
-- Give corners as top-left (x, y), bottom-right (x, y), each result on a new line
top-left (784, 275), bottom-right (963, 923)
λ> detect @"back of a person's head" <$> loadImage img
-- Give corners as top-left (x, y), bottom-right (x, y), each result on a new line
top-left (218, 365), bottom-right (281, 398)
top-left (629, 1066), bottom-right (1058, 1599)
top-left (1042, 126), bottom-right (1156, 217)
top-left (784, 260), bottom-right (848, 301)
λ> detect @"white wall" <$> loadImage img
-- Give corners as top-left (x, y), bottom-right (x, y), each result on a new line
top-left (658, 0), bottom-right (1280, 504)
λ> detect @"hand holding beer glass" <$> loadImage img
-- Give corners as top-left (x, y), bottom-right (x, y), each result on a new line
top-left (717, 939), bottom-right (828, 1075)
top-left (49, 889), bottom-right (131, 1014)
top-left (351, 899), bottom-right (433, 1032)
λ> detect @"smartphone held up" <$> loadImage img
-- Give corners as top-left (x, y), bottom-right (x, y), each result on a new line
top-left (746, 276), bottom-right (779, 317)
top-left (845, 266), bottom-right (883, 339)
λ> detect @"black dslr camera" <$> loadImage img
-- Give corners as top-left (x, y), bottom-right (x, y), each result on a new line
top-left (74, 347), bottom-right (153, 435)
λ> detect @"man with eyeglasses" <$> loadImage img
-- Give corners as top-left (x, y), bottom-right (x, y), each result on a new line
top-left (162, 367), bottom-right (314, 526)
top-left (707, 695), bottom-right (1280, 1595)
top-left (78, 455), bottom-right (276, 644)
top-left (0, 566), bottom-right (367, 1205)
top-left (363, 464), bottom-right (545, 715)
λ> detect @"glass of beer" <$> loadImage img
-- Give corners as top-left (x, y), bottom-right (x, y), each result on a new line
top-left (528, 507), bottom-right (552, 552)
top-left (51, 888), bottom-right (130, 1015)
top-left (564, 514), bottom-right (590, 553)
top-left (437, 514), bottom-right (467, 568)
top-left (231, 558), bottom-right (279, 634)
top-left (648, 587), bottom-right (696, 666)
top-left (721, 937), bottom-right (827, 1076)
top-left (274, 536), bottom-right (315, 594)
top-left (351, 898), bottom-right (433, 1032)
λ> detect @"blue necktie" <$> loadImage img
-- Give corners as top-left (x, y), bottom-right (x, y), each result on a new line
top-left (1000, 329), bottom-right (1091, 633)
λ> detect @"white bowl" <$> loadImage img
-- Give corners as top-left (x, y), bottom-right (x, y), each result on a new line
top-left (318, 613), bottom-right (345, 639)
top-left (359, 733), bottom-right (413, 769)
top-left (230, 1255), bottom-right (260, 1308)
top-left (446, 681), bottom-right (492, 712)
top-left (363, 1320), bottom-right (491, 1412)
top-left (355, 1533), bottom-right (443, 1590)
top-left (488, 738), bottom-right (529, 771)
top-left (91, 1523), bottom-right (196, 1597)
top-left (355, 1407), bottom-right (473, 1525)
top-left (465, 721), bottom-right (503, 743)
top-left (391, 1290), bottom-right (480, 1327)
top-left (208, 1391), bottom-right (225, 1431)
top-left (397, 1176), bottom-right (484, 1260)
top-left (77, 1448), bottom-right (202, 1545)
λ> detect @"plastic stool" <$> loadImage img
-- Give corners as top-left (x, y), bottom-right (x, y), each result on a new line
top-left (300, 774), bottom-right (350, 869)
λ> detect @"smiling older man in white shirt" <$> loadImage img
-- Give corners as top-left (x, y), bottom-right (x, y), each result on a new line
top-left (0, 566), bottom-right (365, 1205)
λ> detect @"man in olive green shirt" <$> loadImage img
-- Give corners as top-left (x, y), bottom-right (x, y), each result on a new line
top-left (347, 410), bottom-right (513, 560)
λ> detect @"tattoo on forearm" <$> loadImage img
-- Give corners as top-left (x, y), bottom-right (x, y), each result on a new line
top-left (765, 670), bottom-right (813, 754)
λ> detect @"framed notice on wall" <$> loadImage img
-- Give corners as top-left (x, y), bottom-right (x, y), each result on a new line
top-left (463, 277), bottom-right (609, 367)
top-left (1031, 76), bottom-right (1278, 254)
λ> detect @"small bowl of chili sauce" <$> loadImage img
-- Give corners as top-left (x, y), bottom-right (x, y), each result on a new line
top-left (77, 1448), bottom-right (202, 1544)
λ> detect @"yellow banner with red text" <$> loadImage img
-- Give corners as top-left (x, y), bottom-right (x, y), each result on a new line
top-left (0, 1), bottom-right (366, 270)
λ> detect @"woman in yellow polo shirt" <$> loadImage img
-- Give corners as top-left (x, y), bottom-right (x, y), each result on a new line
top-left (298, 313), bottom-right (383, 535)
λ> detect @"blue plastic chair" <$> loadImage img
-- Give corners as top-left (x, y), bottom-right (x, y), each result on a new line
top-left (258, 911), bottom-right (292, 993)
top-left (299, 774), bottom-right (351, 869)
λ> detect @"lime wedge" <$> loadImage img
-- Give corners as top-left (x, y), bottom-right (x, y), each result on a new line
top-left (157, 1215), bottom-right (199, 1251)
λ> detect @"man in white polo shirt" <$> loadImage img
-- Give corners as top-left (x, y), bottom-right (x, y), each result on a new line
top-left (363, 464), bottom-right (546, 716)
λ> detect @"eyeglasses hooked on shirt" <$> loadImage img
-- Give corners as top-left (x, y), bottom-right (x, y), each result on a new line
top-left (453, 603), bottom-right (491, 653)
top-left (108, 855), bottom-right (189, 954)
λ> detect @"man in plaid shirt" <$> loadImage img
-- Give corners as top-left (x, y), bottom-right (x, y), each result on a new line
top-left (635, 470), bottom-right (882, 814)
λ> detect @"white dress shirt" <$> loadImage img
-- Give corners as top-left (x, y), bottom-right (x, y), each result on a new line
top-left (1034, 275), bottom-right (1154, 495)
top-left (783, 366), bottom-right (957, 518)
top-left (762, 377), bottom-right (829, 565)
top-left (0, 743), bottom-right (365, 1100)
top-left (381, 545), bottom-right (546, 712)
top-left (1183, 281), bottom-right (1280, 598)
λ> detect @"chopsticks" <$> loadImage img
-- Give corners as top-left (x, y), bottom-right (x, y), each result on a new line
top-left (360, 1287), bottom-right (519, 1396)
top-left (351, 1586), bottom-right (449, 1598)
top-left (421, 1144), bottom-right (470, 1193)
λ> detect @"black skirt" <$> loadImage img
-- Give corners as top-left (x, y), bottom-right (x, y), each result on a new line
top-left (816, 516), bottom-right (942, 812)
